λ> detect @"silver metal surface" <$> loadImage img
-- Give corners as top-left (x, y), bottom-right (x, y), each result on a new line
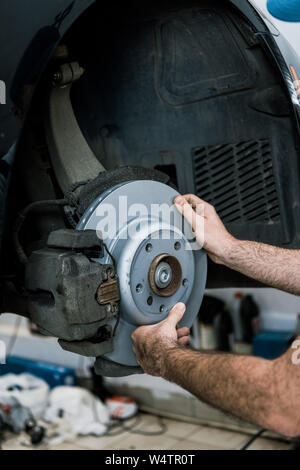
top-left (77, 180), bottom-right (207, 366)
top-left (155, 262), bottom-right (172, 289)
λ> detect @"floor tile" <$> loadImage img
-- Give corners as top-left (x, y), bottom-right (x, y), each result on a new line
top-left (247, 437), bottom-right (292, 451)
top-left (74, 432), bottom-right (129, 450)
top-left (132, 413), bottom-right (166, 433)
top-left (188, 425), bottom-right (249, 449)
top-left (2, 440), bottom-right (33, 451)
top-left (162, 417), bottom-right (201, 440)
top-left (1, 413), bottom-right (292, 451)
top-left (168, 439), bottom-right (226, 450)
top-left (50, 441), bottom-right (87, 450)
top-left (1, 433), bottom-right (39, 451)
top-left (106, 433), bottom-right (178, 450)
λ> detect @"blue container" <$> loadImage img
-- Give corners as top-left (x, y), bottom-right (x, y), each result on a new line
top-left (267, 0), bottom-right (300, 22)
top-left (253, 331), bottom-right (295, 360)
top-left (0, 356), bottom-right (76, 389)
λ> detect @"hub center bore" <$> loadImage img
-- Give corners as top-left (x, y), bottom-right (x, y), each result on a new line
top-left (148, 254), bottom-right (182, 297)
top-left (155, 262), bottom-right (172, 289)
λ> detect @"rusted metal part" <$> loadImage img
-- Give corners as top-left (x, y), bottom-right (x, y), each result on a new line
top-left (148, 253), bottom-right (182, 297)
top-left (97, 275), bottom-right (120, 311)
top-left (52, 61), bottom-right (85, 87)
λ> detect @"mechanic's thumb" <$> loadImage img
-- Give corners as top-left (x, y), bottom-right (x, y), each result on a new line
top-left (166, 303), bottom-right (186, 327)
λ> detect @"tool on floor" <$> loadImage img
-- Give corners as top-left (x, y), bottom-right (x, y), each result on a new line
top-left (0, 397), bottom-right (45, 445)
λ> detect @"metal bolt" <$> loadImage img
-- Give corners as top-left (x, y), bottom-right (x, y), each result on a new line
top-left (155, 262), bottom-right (172, 289)
top-left (174, 242), bottom-right (181, 251)
top-left (52, 71), bottom-right (62, 85)
top-left (182, 279), bottom-right (188, 287)
top-left (160, 305), bottom-right (165, 312)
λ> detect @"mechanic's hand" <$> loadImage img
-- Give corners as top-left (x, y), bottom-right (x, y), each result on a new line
top-left (174, 194), bottom-right (236, 264)
top-left (131, 303), bottom-right (189, 377)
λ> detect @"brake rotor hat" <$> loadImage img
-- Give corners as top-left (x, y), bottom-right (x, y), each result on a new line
top-left (78, 180), bottom-right (207, 366)
top-left (148, 254), bottom-right (182, 296)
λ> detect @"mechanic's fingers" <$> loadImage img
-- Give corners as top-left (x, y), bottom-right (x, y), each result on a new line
top-left (174, 194), bottom-right (212, 219)
top-left (174, 199), bottom-right (197, 230)
top-left (175, 194), bottom-right (201, 207)
top-left (178, 336), bottom-right (190, 346)
top-left (165, 303), bottom-right (186, 328)
top-left (175, 194), bottom-right (210, 209)
top-left (174, 198), bottom-right (204, 235)
top-left (177, 327), bottom-right (190, 338)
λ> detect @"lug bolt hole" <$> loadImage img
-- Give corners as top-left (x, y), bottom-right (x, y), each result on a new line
top-left (146, 243), bottom-right (153, 253)
top-left (136, 284), bottom-right (143, 294)
top-left (160, 305), bottom-right (165, 313)
top-left (182, 279), bottom-right (188, 287)
top-left (174, 242), bottom-right (181, 251)
top-left (147, 296), bottom-right (153, 306)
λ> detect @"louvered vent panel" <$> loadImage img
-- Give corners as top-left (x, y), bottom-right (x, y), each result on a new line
top-left (192, 139), bottom-right (280, 223)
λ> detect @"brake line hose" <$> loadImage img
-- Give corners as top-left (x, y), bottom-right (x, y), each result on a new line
top-left (12, 178), bottom-right (92, 265)
top-left (13, 199), bottom-right (68, 265)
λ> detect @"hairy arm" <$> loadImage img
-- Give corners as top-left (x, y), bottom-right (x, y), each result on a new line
top-left (132, 304), bottom-right (300, 438)
top-left (222, 240), bottom-right (300, 296)
top-left (163, 341), bottom-right (300, 437)
top-left (132, 194), bottom-right (300, 437)
top-left (174, 194), bottom-right (300, 296)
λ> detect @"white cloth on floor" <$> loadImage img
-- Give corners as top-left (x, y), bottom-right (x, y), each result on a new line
top-left (44, 386), bottom-right (109, 436)
top-left (0, 372), bottom-right (49, 418)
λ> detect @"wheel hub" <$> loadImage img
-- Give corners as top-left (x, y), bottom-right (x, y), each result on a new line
top-left (77, 180), bottom-right (207, 366)
top-left (149, 254), bottom-right (182, 297)
top-left (155, 261), bottom-right (172, 289)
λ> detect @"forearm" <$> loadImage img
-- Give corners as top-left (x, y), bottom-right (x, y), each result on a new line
top-left (175, 194), bottom-right (300, 294)
top-left (132, 302), bottom-right (300, 436)
top-left (222, 239), bottom-right (300, 296)
top-left (163, 347), bottom-right (287, 433)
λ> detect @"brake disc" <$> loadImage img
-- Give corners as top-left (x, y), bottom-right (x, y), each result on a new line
top-left (77, 180), bottom-right (207, 366)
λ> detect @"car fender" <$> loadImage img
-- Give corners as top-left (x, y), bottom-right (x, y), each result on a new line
top-left (0, 0), bottom-right (95, 156)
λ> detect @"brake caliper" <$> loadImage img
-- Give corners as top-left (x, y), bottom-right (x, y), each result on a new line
top-left (25, 229), bottom-right (120, 358)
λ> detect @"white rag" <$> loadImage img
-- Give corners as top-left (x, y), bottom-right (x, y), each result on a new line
top-left (44, 386), bottom-right (109, 436)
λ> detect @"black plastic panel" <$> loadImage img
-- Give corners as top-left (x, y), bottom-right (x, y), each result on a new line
top-left (192, 139), bottom-right (281, 223)
top-left (155, 9), bottom-right (255, 106)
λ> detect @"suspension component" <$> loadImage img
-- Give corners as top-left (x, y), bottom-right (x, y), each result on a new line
top-left (25, 229), bottom-right (120, 358)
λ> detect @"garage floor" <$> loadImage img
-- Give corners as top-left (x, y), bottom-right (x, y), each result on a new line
top-left (1, 413), bottom-right (293, 451)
